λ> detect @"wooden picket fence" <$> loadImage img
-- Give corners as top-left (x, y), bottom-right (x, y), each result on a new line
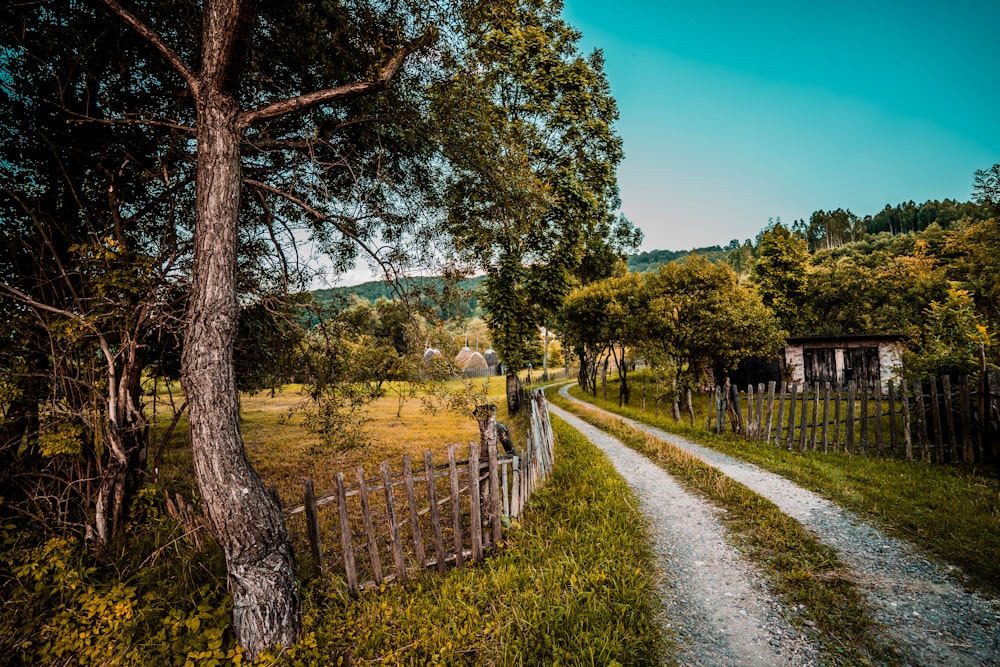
top-left (282, 389), bottom-right (555, 595)
top-left (708, 371), bottom-right (999, 464)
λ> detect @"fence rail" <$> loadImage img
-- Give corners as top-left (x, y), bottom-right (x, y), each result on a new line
top-left (283, 389), bottom-right (555, 595)
top-left (708, 371), bottom-right (999, 464)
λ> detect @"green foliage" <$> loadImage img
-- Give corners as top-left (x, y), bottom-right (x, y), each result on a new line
top-left (270, 414), bottom-right (664, 665)
top-left (643, 255), bottom-right (786, 390)
top-left (1, 496), bottom-right (243, 666)
top-left (904, 286), bottom-right (994, 379)
top-left (751, 220), bottom-right (811, 333)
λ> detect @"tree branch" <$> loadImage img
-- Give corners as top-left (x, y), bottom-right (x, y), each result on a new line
top-left (238, 33), bottom-right (433, 129)
top-left (96, 0), bottom-right (200, 98)
top-left (242, 178), bottom-right (388, 276)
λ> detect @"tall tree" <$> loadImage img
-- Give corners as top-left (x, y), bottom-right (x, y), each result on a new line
top-left (751, 220), bottom-right (811, 334)
top-left (438, 0), bottom-right (636, 412)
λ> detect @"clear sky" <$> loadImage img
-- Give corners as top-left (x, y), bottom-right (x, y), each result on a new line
top-left (561, 0), bottom-right (1000, 252)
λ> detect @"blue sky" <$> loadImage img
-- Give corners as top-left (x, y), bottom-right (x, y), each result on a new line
top-left (561, 0), bottom-right (1000, 251)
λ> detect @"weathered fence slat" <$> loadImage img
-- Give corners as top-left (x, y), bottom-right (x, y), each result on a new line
top-left (833, 384), bottom-right (842, 452)
top-left (469, 441), bottom-right (483, 562)
top-left (356, 467), bottom-right (382, 585)
top-left (447, 446), bottom-right (464, 569)
top-left (914, 378), bottom-right (929, 461)
top-left (380, 461), bottom-right (406, 582)
top-left (873, 381), bottom-right (884, 456)
top-left (902, 380), bottom-right (913, 460)
top-left (960, 376), bottom-right (973, 463)
top-left (488, 442), bottom-right (502, 547)
top-left (334, 472), bottom-right (358, 597)
top-left (303, 479), bottom-right (325, 578)
top-left (765, 381), bottom-right (776, 444)
top-left (402, 455), bottom-right (425, 569)
top-left (929, 377), bottom-right (943, 460)
top-left (860, 385), bottom-right (869, 456)
top-left (423, 451), bottom-right (447, 574)
top-left (845, 382), bottom-right (856, 455)
top-left (821, 382), bottom-right (831, 452)
top-left (786, 383), bottom-right (798, 451)
top-left (809, 382), bottom-right (819, 451)
top-left (888, 380), bottom-right (897, 453)
top-left (942, 375), bottom-right (956, 462)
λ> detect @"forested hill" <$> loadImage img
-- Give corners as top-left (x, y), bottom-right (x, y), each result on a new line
top-left (626, 246), bottom-right (725, 272)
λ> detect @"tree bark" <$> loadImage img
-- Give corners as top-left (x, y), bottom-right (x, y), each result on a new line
top-left (181, 89), bottom-right (300, 656)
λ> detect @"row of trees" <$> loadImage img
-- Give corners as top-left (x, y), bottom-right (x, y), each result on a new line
top-left (0, 0), bottom-right (637, 656)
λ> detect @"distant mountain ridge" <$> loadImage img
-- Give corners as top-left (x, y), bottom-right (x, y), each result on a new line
top-left (314, 247), bottom-right (720, 306)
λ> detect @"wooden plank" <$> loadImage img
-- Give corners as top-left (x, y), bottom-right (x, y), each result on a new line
top-left (447, 446), bottom-right (464, 569)
top-left (356, 467), bottom-right (382, 584)
top-left (303, 478), bottom-right (325, 578)
top-left (511, 456), bottom-right (521, 518)
top-left (765, 381), bottom-right (776, 443)
top-left (859, 384), bottom-right (869, 456)
top-left (809, 382), bottom-right (820, 451)
top-left (401, 455), bottom-right (425, 569)
top-left (960, 375), bottom-right (973, 463)
top-left (798, 383), bottom-right (809, 452)
top-left (845, 382), bottom-right (855, 455)
top-left (889, 380), bottom-right (899, 456)
top-left (423, 451), bottom-right (447, 574)
top-left (469, 441), bottom-right (483, 561)
top-left (775, 382), bottom-right (787, 447)
top-left (755, 383), bottom-right (765, 441)
top-left (746, 383), bottom-right (755, 438)
top-left (901, 379), bottom-right (913, 459)
top-left (873, 381), bottom-right (884, 455)
top-left (334, 472), bottom-right (358, 597)
top-left (821, 382), bottom-right (831, 452)
top-left (914, 378), bottom-right (929, 461)
top-left (833, 384), bottom-right (842, 452)
top-left (942, 375), bottom-right (956, 462)
top-left (379, 461), bottom-right (407, 583)
top-left (929, 377), bottom-right (943, 461)
top-left (786, 383), bottom-right (798, 451)
top-left (488, 441), bottom-right (503, 547)
top-left (501, 459), bottom-right (510, 518)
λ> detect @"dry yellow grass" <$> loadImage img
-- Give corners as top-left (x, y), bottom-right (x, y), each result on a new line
top-left (150, 376), bottom-right (514, 506)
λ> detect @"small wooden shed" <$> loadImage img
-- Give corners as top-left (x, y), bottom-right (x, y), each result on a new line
top-left (784, 334), bottom-right (903, 392)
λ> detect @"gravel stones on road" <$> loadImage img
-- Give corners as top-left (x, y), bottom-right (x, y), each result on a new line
top-left (550, 404), bottom-right (819, 666)
top-left (558, 386), bottom-right (1000, 667)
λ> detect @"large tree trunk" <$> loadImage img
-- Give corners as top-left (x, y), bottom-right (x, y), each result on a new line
top-left (181, 90), bottom-right (300, 657)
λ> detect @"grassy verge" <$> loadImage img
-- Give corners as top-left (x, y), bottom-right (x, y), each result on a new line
top-left (549, 387), bottom-right (896, 666)
top-left (271, 415), bottom-right (667, 666)
top-left (565, 382), bottom-right (1000, 598)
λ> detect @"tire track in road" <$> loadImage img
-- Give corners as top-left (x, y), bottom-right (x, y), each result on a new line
top-left (558, 385), bottom-right (1000, 667)
top-left (551, 404), bottom-right (818, 666)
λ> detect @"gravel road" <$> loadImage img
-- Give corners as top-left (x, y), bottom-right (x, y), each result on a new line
top-left (556, 386), bottom-right (1000, 667)
top-left (550, 403), bottom-right (819, 666)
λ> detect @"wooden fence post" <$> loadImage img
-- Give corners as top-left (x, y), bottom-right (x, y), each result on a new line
top-left (775, 382), bottom-right (787, 447)
top-left (303, 478), bottom-right (325, 578)
top-left (380, 460), bottom-right (407, 582)
top-left (488, 442), bottom-right (502, 547)
top-left (914, 378), bottom-right (929, 461)
top-left (873, 381), bottom-right (884, 455)
top-left (960, 376), bottom-right (973, 463)
top-left (821, 382), bottom-right (831, 452)
top-left (809, 382), bottom-right (820, 451)
top-left (833, 383), bottom-right (842, 452)
top-left (402, 455), bottom-right (425, 569)
top-left (765, 381), bottom-right (776, 444)
top-left (469, 441), bottom-right (483, 561)
top-left (901, 379), bottom-right (913, 460)
top-left (859, 384), bottom-right (869, 456)
top-left (755, 383), bottom-right (765, 441)
top-left (929, 376), bottom-right (943, 461)
top-left (356, 467), bottom-right (382, 585)
top-left (942, 375), bottom-right (956, 461)
top-left (423, 451), bottom-right (447, 574)
top-left (334, 472), bottom-right (358, 597)
top-left (888, 380), bottom-right (897, 454)
top-left (745, 383), bottom-right (755, 438)
top-left (447, 446), bottom-right (464, 569)
top-left (786, 383), bottom-right (798, 451)
top-left (845, 382), bottom-right (855, 455)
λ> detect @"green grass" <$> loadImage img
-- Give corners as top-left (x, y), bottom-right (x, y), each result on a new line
top-left (271, 415), bottom-right (667, 666)
top-left (565, 381), bottom-right (1000, 598)
top-left (549, 386), bottom-right (896, 666)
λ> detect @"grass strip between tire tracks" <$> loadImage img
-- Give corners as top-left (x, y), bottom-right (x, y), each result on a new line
top-left (548, 386), bottom-right (898, 666)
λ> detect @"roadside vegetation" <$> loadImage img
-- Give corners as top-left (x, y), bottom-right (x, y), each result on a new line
top-left (563, 381), bottom-right (1000, 598)
top-left (549, 386), bottom-right (896, 666)
top-left (271, 415), bottom-right (665, 666)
